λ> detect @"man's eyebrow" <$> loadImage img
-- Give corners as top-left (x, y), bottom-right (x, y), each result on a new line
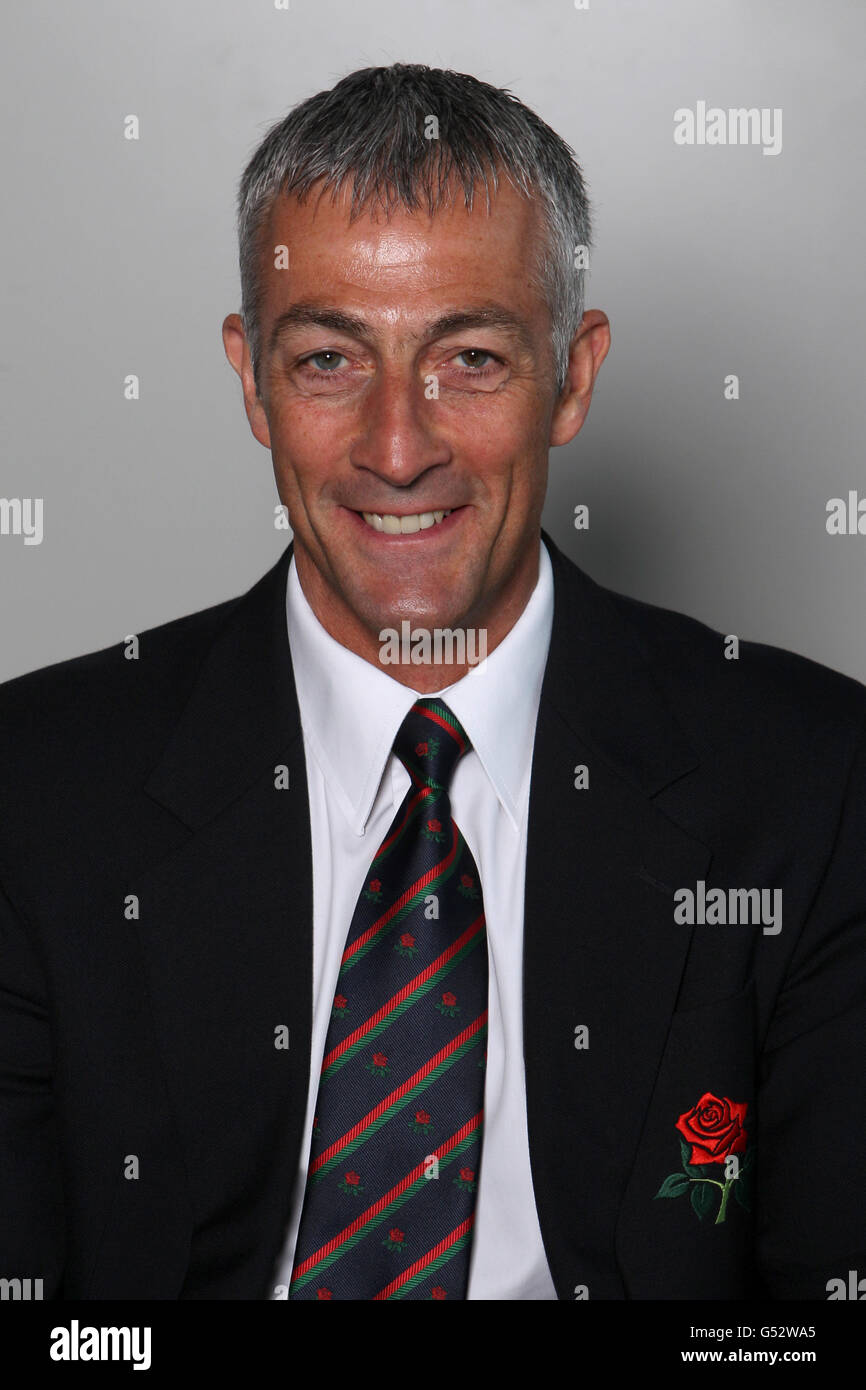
top-left (269, 305), bottom-right (370, 353)
top-left (425, 308), bottom-right (536, 354)
top-left (268, 302), bottom-right (536, 355)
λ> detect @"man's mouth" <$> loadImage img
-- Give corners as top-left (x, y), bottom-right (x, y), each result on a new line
top-left (359, 509), bottom-right (453, 534)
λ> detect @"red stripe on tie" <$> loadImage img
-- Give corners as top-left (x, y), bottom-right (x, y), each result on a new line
top-left (312, 1013), bottom-right (488, 1171)
top-left (341, 825), bottom-right (460, 966)
top-left (292, 1112), bottom-right (483, 1284)
top-left (375, 786), bottom-right (431, 859)
top-left (322, 917), bottom-right (485, 1073)
top-left (372, 1216), bottom-right (475, 1300)
top-left (422, 707), bottom-right (467, 754)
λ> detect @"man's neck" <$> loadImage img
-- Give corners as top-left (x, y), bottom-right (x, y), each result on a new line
top-left (292, 540), bottom-right (541, 693)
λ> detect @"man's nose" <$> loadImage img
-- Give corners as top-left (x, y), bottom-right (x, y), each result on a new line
top-left (348, 362), bottom-right (451, 486)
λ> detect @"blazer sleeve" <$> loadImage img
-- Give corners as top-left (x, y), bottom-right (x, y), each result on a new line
top-left (0, 876), bottom-right (65, 1295)
top-left (756, 716), bottom-right (866, 1298)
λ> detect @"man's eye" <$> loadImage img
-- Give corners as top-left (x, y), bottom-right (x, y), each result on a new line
top-left (454, 349), bottom-right (499, 372)
top-left (300, 351), bottom-right (349, 372)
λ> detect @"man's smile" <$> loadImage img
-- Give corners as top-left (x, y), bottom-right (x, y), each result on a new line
top-left (347, 505), bottom-right (467, 539)
top-left (359, 507), bottom-right (453, 534)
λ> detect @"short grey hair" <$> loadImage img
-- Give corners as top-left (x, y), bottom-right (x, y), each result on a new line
top-left (236, 63), bottom-right (593, 396)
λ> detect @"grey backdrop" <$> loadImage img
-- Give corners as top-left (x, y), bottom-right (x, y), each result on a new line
top-left (2, 0), bottom-right (864, 683)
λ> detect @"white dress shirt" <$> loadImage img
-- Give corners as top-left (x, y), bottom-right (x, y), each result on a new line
top-left (271, 539), bottom-right (558, 1300)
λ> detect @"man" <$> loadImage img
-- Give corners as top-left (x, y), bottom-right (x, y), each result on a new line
top-left (1, 63), bottom-right (864, 1301)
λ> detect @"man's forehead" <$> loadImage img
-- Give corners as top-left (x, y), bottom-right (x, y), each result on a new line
top-left (264, 173), bottom-right (541, 252)
top-left (259, 179), bottom-right (546, 341)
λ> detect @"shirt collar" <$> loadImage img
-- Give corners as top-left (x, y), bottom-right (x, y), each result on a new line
top-left (285, 540), bottom-right (554, 835)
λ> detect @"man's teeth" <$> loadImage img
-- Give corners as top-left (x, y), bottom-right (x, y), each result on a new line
top-left (361, 509), bottom-right (452, 534)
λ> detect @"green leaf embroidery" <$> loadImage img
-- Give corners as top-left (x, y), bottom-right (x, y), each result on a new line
top-left (691, 1182), bottom-right (716, 1220)
top-left (654, 1172), bottom-right (690, 1199)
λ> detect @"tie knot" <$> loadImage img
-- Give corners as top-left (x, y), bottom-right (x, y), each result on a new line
top-left (393, 699), bottom-right (469, 795)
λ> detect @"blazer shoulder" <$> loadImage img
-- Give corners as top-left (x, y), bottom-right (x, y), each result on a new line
top-left (0, 590), bottom-right (243, 792)
top-left (1, 592), bottom-right (240, 718)
top-left (594, 572), bottom-right (866, 742)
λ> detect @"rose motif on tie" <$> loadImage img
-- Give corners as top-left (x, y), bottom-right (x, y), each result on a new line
top-left (453, 1166), bottom-right (477, 1193)
top-left (436, 990), bottom-right (460, 1018)
top-left (363, 877), bottom-right (383, 903)
top-left (457, 872), bottom-right (480, 900)
top-left (422, 817), bottom-right (446, 844)
top-left (365, 1051), bottom-right (390, 1077)
top-left (394, 930), bottom-right (418, 959)
top-left (653, 1094), bottom-right (754, 1223)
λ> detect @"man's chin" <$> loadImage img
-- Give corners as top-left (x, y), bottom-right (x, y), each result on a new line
top-left (361, 600), bottom-right (474, 640)
top-left (335, 573), bottom-right (480, 642)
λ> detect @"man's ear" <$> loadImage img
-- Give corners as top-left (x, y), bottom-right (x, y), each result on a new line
top-left (549, 309), bottom-right (611, 447)
top-left (222, 313), bottom-right (271, 449)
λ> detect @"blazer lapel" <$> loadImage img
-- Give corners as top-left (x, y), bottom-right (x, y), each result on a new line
top-left (523, 532), bottom-right (711, 1298)
top-left (135, 541), bottom-right (313, 1298)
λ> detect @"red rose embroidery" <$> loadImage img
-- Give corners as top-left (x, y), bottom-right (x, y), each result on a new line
top-left (655, 1094), bottom-right (753, 1224)
top-left (366, 1050), bottom-right (390, 1076)
top-left (453, 1164), bottom-right (477, 1192)
top-left (431, 1286), bottom-right (447, 1299)
top-left (395, 928), bottom-right (418, 960)
top-left (363, 876), bottom-right (383, 902)
top-left (416, 1110), bottom-right (430, 1124)
top-left (382, 1224), bottom-right (407, 1252)
top-left (333, 994), bottom-right (347, 1010)
top-left (676, 1093), bottom-right (748, 1166)
top-left (317, 1288), bottom-right (333, 1300)
top-left (422, 813), bottom-right (446, 844)
top-left (344, 1171), bottom-right (361, 1186)
top-left (415, 741), bottom-right (429, 756)
top-left (437, 988), bottom-right (460, 1017)
top-left (457, 871), bottom-right (480, 900)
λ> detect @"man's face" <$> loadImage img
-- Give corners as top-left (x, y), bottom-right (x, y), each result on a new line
top-left (224, 175), bottom-right (608, 674)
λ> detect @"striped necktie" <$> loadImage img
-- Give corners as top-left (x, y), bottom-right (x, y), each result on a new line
top-left (289, 699), bottom-right (489, 1300)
